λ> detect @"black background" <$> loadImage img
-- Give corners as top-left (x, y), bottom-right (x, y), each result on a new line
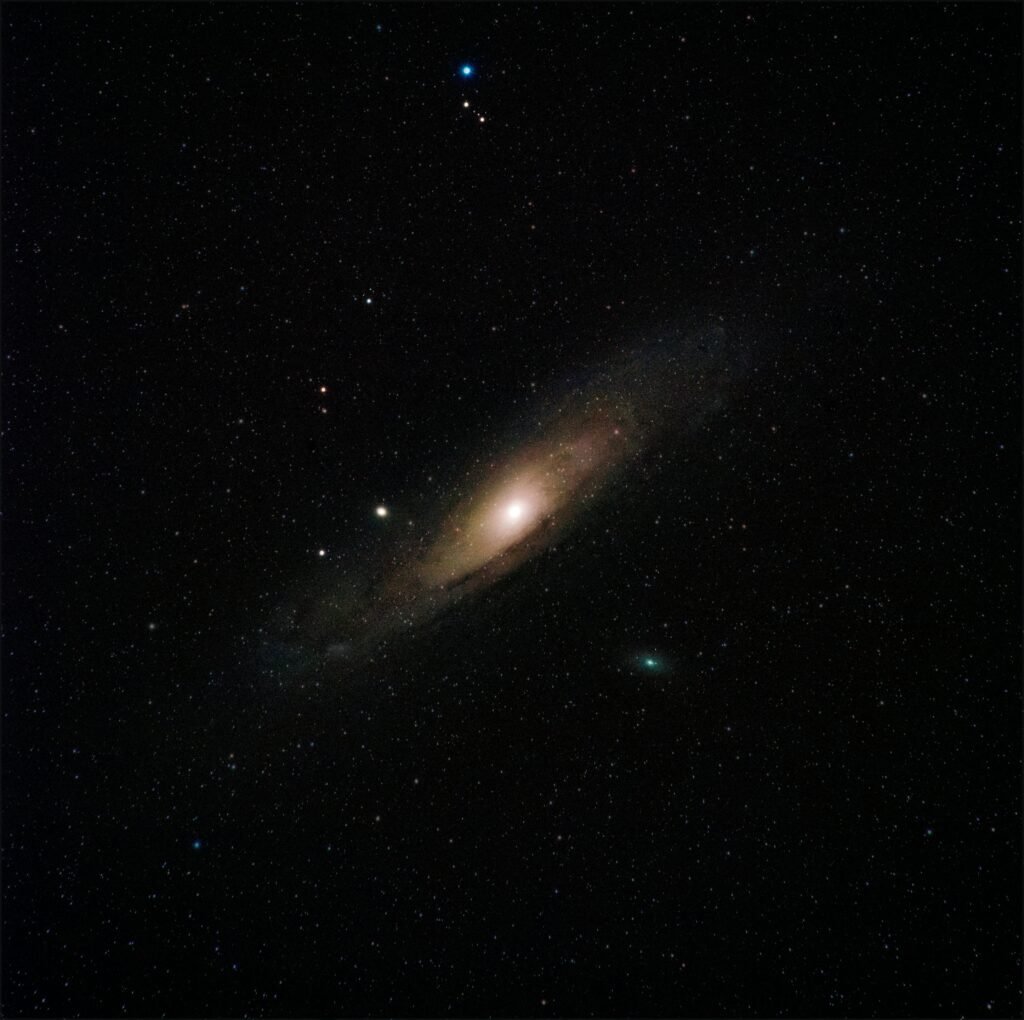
top-left (2, 3), bottom-right (1021, 1017)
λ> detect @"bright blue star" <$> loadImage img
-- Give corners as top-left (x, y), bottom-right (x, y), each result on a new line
top-left (460, 64), bottom-right (474, 77)
top-left (192, 839), bottom-right (203, 850)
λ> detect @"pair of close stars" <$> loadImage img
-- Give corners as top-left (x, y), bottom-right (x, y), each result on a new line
top-left (318, 506), bottom-right (389, 557)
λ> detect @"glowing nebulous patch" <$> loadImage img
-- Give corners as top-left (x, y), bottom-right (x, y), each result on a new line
top-left (416, 408), bottom-right (633, 589)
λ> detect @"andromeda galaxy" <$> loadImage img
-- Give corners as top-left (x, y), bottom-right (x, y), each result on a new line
top-left (416, 399), bottom-right (636, 590)
top-left (260, 324), bottom-right (748, 677)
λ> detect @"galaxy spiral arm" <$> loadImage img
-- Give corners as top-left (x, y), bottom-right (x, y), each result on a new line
top-left (255, 321), bottom-right (751, 681)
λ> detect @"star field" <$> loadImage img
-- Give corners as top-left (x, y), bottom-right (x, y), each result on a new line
top-left (2, 4), bottom-right (1020, 1018)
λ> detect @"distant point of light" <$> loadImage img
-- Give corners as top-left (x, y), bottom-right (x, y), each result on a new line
top-left (463, 101), bottom-right (470, 108)
top-left (644, 657), bottom-right (657, 668)
top-left (319, 385), bottom-right (327, 394)
top-left (460, 64), bottom-right (474, 77)
top-left (192, 839), bottom-right (202, 850)
top-left (376, 506), bottom-right (389, 518)
top-left (318, 549), bottom-right (326, 557)
top-left (365, 297), bottom-right (373, 305)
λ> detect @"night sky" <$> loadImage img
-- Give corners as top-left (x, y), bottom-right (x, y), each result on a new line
top-left (2, 3), bottom-right (1021, 1018)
